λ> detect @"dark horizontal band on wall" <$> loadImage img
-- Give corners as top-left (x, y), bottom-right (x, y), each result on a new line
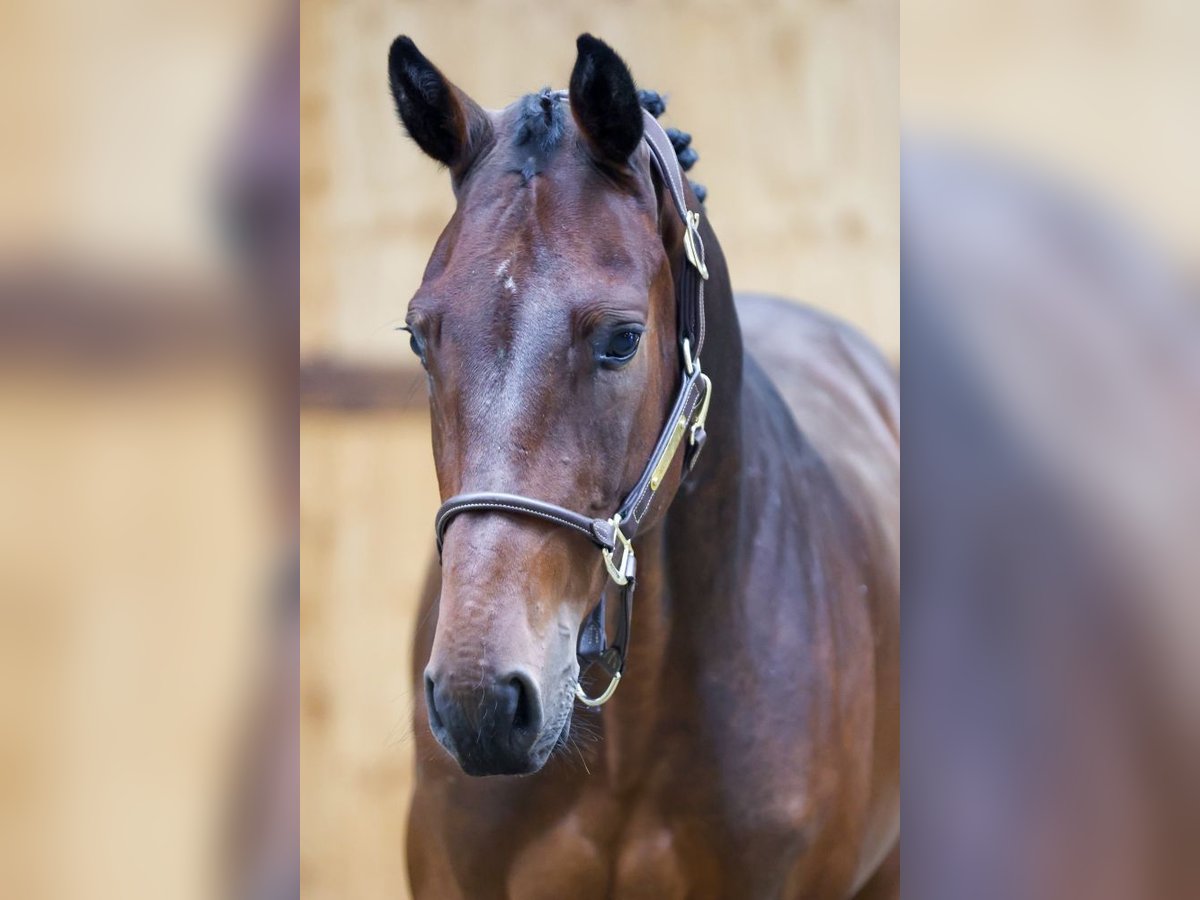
top-left (301, 357), bottom-right (427, 411)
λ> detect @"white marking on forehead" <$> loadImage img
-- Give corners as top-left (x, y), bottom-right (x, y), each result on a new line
top-left (464, 278), bottom-right (562, 481)
top-left (496, 257), bottom-right (517, 296)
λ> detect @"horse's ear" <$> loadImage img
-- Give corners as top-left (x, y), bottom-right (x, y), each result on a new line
top-left (387, 36), bottom-right (491, 175)
top-left (568, 34), bottom-right (644, 168)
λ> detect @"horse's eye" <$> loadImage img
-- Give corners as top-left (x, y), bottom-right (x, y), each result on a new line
top-left (602, 329), bottom-right (642, 363)
top-left (403, 327), bottom-right (427, 366)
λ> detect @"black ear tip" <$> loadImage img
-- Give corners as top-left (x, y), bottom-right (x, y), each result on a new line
top-left (572, 34), bottom-right (636, 93)
top-left (388, 36), bottom-right (415, 72)
top-left (576, 33), bottom-right (618, 61)
top-left (389, 35), bottom-right (415, 56)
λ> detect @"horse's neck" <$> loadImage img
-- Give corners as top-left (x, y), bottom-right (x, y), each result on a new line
top-left (595, 377), bottom-right (803, 788)
top-left (596, 225), bottom-right (774, 780)
top-left (664, 218), bottom-right (750, 600)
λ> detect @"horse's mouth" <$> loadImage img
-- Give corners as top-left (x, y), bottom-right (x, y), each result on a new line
top-left (448, 695), bottom-right (574, 778)
top-left (527, 699), bottom-right (575, 768)
top-left (552, 709), bottom-right (574, 752)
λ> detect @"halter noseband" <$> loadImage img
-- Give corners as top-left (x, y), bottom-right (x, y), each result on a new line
top-left (433, 109), bottom-right (712, 707)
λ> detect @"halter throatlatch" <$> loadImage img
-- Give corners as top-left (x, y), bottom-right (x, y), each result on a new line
top-left (432, 109), bottom-right (712, 708)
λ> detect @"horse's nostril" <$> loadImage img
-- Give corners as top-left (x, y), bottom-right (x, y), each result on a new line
top-left (504, 671), bottom-right (541, 736)
top-left (424, 667), bottom-right (544, 773)
top-left (424, 672), bottom-right (444, 731)
top-left (509, 676), bottom-right (532, 732)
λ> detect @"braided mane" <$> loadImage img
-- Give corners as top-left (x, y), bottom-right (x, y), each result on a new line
top-left (637, 90), bottom-right (707, 204)
top-left (510, 87), bottom-right (707, 203)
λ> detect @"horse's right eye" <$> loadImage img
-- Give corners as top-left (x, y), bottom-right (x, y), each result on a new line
top-left (402, 326), bottom-right (427, 367)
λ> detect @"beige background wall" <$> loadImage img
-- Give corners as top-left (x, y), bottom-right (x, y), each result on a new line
top-left (301, 1), bottom-right (897, 897)
top-left (902, 0), bottom-right (1200, 267)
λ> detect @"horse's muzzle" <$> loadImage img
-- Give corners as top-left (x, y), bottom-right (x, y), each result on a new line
top-left (423, 667), bottom-right (545, 775)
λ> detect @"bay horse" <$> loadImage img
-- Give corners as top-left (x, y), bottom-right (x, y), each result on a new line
top-left (388, 33), bottom-right (899, 899)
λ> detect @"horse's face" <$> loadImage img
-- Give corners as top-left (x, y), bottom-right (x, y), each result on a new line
top-left (391, 36), bottom-right (678, 775)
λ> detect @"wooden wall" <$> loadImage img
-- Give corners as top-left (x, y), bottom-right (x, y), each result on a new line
top-left (301, 410), bottom-right (437, 900)
top-left (300, 1), bottom-right (897, 897)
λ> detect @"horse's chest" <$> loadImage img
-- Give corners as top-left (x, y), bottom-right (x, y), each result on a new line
top-left (506, 811), bottom-right (700, 900)
top-left (609, 824), bottom-right (695, 899)
top-left (503, 730), bottom-right (803, 897)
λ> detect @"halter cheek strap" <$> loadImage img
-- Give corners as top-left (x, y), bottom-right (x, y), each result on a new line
top-left (432, 110), bottom-right (711, 708)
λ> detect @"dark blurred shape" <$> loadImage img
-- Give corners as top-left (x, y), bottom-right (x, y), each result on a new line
top-left (219, 2), bottom-right (300, 520)
top-left (218, 7), bottom-right (300, 354)
top-left (0, 0), bottom-right (297, 896)
top-left (299, 357), bottom-right (426, 411)
top-left (0, 264), bottom-right (252, 368)
top-left (903, 141), bottom-right (1200, 900)
top-left (216, 5), bottom-right (300, 900)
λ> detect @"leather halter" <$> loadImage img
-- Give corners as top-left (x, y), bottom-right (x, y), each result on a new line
top-left (433, 108), bottom-right (712, 707)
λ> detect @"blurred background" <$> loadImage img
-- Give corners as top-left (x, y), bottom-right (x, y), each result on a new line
top-left (902, 3), bottom-right (1200, 899)
top-left (299, 1), bottom-right (897, 898)
top-left (0, 1), bottom-right (295, 898)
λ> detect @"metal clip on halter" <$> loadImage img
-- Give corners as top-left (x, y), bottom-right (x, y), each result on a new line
top-left (680, 338), bottom-right (712, 471)
top-left (601, 514), bottom-right (634, 586)
top-left (683, 210), bottom-right (709, 280)
top-left (691, 372), bottom-right (712, 447)
top-left (681, 338), bottom-right (712, 441)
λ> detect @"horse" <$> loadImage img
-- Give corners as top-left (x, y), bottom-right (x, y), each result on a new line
top-left (387, 33), bottom-right (899, 899)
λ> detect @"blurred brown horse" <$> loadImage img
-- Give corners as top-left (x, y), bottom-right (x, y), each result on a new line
top-left (389, 34), bottom-right (899, 899)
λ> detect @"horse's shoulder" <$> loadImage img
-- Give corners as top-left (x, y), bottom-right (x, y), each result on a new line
top-left (736, 292), bottom-right (897, 430)
top-left (736, 290), bottom-right (898, 462)
top-left (735, 290), bottom-right (899, 603)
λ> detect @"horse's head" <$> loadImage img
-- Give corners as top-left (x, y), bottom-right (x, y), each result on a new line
top-left (390, 35), bottom-right (690, 775)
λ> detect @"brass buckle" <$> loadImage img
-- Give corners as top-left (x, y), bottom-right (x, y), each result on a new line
top-left (683, 210), bottom-right (709, 280)
top-left (601, 514), bottom-right (634, 586)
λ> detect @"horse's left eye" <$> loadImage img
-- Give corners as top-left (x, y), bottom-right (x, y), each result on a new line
top-left (603, 329), bottom-right (642, 363)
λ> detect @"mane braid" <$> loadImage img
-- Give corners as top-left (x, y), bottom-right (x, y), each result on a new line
top-left (514, 87), bottom-right (566, 154)
top-left (508, 85), bottom-right (706, 201)
top-left (638, 89), bottom-right (707, 203)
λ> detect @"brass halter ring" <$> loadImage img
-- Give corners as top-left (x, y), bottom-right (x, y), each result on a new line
top-left (576, 514), bottom-right (634, 706)
top-left (575, 671), bottom-right (622, 707)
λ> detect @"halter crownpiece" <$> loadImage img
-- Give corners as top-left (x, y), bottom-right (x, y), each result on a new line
top-left (432, 108), bottom-right (712, 708)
